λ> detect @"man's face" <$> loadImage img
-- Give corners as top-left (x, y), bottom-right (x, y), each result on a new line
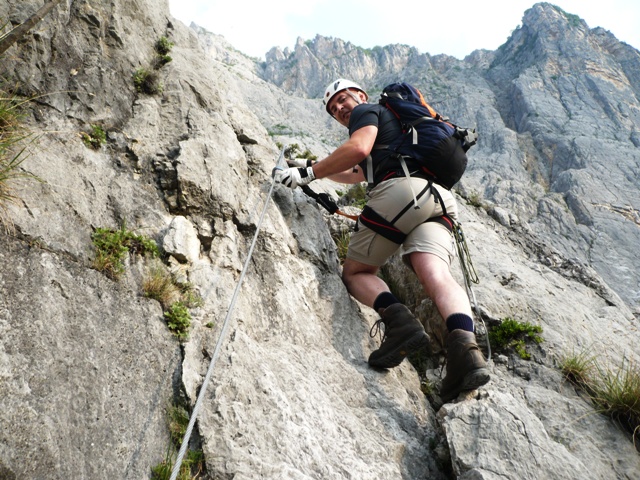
top-left (327, 89), bottom-right (364, 127)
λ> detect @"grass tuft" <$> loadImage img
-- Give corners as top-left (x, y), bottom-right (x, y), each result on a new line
top-left (331, 229), bottom-right (350, 264)
top-left (0, 85), bottom-right (38, 232)
top-left (151, 401), bottom-right (205, 479)
top-left (168, 404), bottom-right (190, 447)
top-left (560, 350), bottom-right (640, 449)
top-left (590, 358), bottom-right (640, 445)
top-left (151, 448), bottom-right (203, 480)
top-left (559, 347), bottom-right (596, 385)
top-left (143, 261), bottom-right (182, 308)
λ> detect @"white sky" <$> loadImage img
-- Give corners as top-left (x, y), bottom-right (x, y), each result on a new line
top-left (167, 0), bottom-right (640, 60)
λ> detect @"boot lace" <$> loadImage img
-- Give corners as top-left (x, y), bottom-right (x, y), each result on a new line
top-left (369, 319), bottom-right (387, 343)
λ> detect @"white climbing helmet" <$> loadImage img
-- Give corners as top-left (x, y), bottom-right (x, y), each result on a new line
top-left (323, 78), bottom-right (368, 114)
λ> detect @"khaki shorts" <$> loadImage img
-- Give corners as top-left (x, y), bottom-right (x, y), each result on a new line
top-left (347, 178), bottom-right (458, 267)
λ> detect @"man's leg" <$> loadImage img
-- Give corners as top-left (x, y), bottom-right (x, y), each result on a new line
top-left (342, 258), bottom-right (429, 368)
top-left (341, 258), bottom-right (386, 309)
top-left (410, 252), bottom-right (489, 401)
top-left (409, 252), bottom-right (471, 319)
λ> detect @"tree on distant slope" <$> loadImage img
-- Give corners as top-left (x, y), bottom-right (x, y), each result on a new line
top-left (0, 0), bottom-right (64, 56)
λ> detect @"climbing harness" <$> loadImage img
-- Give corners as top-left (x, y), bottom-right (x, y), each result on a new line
top-left (307, 173), bottom-right (490, 361)
top-left (169, 146), bottom-right (286, 480)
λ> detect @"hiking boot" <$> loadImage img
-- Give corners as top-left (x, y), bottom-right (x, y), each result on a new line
top-left (439, 329), bottom-right (490, 402)
top-left (368, 304), bottom-right (430, 369)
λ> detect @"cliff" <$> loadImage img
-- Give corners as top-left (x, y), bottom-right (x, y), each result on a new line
top-left (0, 1), bottom-right (639, 479)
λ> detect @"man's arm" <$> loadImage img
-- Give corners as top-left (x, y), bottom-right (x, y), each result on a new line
top-left (327, 166), bottom-right (366, 184)
top-left (311, 125), bottom-right (377, 180)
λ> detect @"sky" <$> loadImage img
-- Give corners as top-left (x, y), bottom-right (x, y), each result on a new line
top-left (167, 0), bottom-right (640, 61)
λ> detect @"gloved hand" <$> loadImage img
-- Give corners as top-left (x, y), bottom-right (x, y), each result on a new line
top-left (272, 166), bottom-right (316, 189)
top-left (287, 157), bottom-right (315, 168)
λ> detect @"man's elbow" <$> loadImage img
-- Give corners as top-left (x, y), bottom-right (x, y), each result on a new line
top-left (351, 143), bottom-right (372, 160)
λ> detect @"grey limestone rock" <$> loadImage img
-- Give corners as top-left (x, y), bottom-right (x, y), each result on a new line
top-left (1, 1), bottom-right (639, 479)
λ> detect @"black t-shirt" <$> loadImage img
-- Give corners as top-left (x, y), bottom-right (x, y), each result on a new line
top-left (348, 103), bottom-right (417, 185)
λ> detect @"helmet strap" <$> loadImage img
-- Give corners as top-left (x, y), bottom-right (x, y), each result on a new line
top-left (346, 90), bottom-right (363, 105)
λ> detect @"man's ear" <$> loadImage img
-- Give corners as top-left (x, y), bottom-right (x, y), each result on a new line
top-left (358, 91), bottom-right (368, 103)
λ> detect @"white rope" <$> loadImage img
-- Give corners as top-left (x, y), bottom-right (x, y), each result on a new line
top-left (170, 146), bottom-right (286, 479)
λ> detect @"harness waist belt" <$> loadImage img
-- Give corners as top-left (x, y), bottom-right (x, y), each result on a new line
top-left (358, 205), bottom-right (453, 245)
top-left (359, 205), bottom-right (407, 244)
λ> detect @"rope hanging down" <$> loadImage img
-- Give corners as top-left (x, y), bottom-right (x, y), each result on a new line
top-left (452, 221), bottom-right (491, 361)
top-left (169, 147), bottom-right (286, 480)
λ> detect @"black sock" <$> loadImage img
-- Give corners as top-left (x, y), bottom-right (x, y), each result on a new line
top-left (446, 313), bottom-right (474, 333)
top-left (373, 292), bottom-right (400, 312)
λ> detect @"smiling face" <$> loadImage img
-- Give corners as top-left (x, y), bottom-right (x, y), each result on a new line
top-left (327, 89), bottom-right (366, 127)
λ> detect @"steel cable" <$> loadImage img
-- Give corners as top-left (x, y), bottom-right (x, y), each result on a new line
top-left (169, 146), bottom-right (286, 479)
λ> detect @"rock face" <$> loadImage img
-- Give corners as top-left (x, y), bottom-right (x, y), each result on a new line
top-left (0, 1), bottom-right (639, 480)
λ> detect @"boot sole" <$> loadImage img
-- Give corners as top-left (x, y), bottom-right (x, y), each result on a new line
top-left (440, 367), bottom-right (491, 403)
top-left (368, 332), bottom-right (430, 369)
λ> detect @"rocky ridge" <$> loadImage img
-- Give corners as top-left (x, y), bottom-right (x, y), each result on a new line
top-left (0, 1), bottom-right (639, 479)
top-left (258, 2), bottom-right (640, 310)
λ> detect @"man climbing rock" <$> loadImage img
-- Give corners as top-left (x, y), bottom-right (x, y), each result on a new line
top-left (273, 79), bottom-right (490, 402)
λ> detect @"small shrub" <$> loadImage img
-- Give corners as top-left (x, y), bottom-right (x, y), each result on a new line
top-left (268, 124), bottom-right (289, 136)
top-left (150, 448), bottom-right (174, 480)
top-left (154, 54), bottom-right (172, 68)
top-left (133, 68), bottom-right (162, 95)
top-left (300, 148), bottom-right (317, 161)
top-left (164, 301), bottom-right (191, 340)
top-left (284, 143), bottom-right (300, 159)
top-left (155, 36), bottom-right (174, 56)
top-left (343, 183), bottom-right (367, 209)
top-left (151, 400), bottom-right (204, 479)
top-left (91, 224), bottom-right (159, 279)
top-left (81, 124), bottom-right (106, 149)
top-left (489, 317), bottom-right (543, 360)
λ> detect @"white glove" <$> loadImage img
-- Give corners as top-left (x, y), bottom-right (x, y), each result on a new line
top-left (287, 157), bottom-right (315, 168)
top-left (273, 166), bottom-right (316, 189)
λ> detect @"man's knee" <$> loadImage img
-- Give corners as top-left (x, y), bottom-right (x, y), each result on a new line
top-left (341, 259), bottom-right (357, 287)
top-left (342, 258), bottom-right (377, 282)
top-left (411, 252), bottom-right (455, 286)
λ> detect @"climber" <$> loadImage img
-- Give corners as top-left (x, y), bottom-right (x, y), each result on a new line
top-left (273, 79), bottom-right (490, 402)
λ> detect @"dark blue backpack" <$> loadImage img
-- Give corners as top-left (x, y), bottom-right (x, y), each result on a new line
top-left (377, 82), bottom-right (477, 189)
